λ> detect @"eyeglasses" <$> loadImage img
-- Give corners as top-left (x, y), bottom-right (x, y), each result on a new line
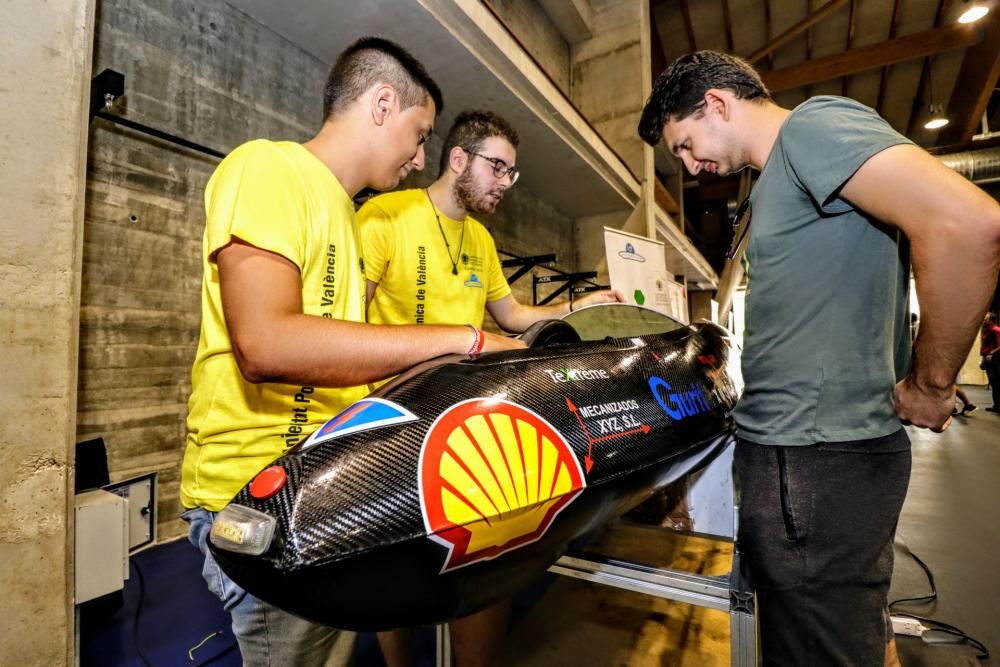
top-left (725, 196), bottom-right (752, 260)
top-left (466, 150), bottom-right (519, 186)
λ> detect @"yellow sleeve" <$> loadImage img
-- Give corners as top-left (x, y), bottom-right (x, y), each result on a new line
top-left (357, 199), bottom-right (393, 284)
top-left (204, 141), bottom-right (306, 268)
top-left (484, 233), bottom-right (512, 302)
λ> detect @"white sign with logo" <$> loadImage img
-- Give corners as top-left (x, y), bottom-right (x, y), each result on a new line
top-left (604, 227), bottom-right (687, 322)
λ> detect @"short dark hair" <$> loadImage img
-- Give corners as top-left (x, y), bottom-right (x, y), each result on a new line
top-left (323, 37), bottom-right (443, 119)
top-left (638, 50), bottom-right (771, 146)
top-left (439, 110), bottom-right (520, 176)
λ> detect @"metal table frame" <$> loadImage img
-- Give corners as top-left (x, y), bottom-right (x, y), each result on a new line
top-left (548, 548), bottom-right (757, 666)
top-left (435, 540), bottom-right (758, 666)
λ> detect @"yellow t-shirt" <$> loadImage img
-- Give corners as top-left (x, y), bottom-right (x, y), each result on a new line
top-left (181, 140), bottom-right (369, 511)
top-left (358, 189), bottom-right (511, 328)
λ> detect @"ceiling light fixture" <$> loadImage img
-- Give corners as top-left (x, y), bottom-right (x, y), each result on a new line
top-left (958, 4), bottom-right (989, 23)
top-left (924, 114), bottom-right (949, 130)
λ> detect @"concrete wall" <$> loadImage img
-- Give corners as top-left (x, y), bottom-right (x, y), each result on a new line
top-left (0, 0), bottom-right (95, 663)
top-left (570, 0), bottom-right (647, 180)
top-left (82, 0), bottom-right (329, 541)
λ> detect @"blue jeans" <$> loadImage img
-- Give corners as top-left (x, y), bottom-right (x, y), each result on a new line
top-left (734, 429), bottom-right (911, 666)
top-left (184, 508), bottom-right (355, 667)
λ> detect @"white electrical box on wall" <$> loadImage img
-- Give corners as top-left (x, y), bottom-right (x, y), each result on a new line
top-left (104, 472), bottom-right (158, 552)
top-left (75, 489), bottom-right (129, 604)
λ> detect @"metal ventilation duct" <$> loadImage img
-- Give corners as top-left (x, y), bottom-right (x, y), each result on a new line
top-left (939, 147), bottom-right (1000, 185)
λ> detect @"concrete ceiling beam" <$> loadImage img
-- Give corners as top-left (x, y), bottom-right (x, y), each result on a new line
top-left (539, 0), bottom-right (594, 45)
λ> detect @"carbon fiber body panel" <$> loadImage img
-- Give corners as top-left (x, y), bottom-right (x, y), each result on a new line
top-left (210, 320), bottom-right (740, 629)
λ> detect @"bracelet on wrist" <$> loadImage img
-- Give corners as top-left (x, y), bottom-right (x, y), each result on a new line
top-left (465, 324), bottom-right (484, 359)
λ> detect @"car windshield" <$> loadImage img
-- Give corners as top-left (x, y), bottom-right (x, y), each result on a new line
top-left (562, 303), bottom-right (685, 340)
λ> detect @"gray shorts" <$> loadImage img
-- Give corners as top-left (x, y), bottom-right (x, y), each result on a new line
top-left (734, 429), bottom-right (911, 666)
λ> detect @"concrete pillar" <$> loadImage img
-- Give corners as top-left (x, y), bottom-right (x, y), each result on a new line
top-left (0, 0), bottom-right (95, 664)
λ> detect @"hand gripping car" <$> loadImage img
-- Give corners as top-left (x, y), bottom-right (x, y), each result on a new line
top-left (208, 309), bottom-right (740, 630)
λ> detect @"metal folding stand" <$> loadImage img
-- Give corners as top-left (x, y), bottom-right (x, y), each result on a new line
top-left (548, 544), bottom-right (757, 666)
top-left (434, 531), bottom-right (757, 667)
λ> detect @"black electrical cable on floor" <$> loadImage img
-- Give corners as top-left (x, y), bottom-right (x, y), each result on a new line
top-left (888, 542), bottom-right (937, 610)
top-left (130, 557), bottom-right (238, 666)
top-left (890, 540), bottom-right (990, 661)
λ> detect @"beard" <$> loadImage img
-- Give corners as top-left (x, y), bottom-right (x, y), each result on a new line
top-left (455, 169), bottom-right (504, 215)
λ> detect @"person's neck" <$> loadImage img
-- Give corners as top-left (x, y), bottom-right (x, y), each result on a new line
top-left (302, 119), bottom-right (367, 196)
top-left (744, 101), bottom-right (792, 172)
top-left (426, 178), bottom-right (466, 221)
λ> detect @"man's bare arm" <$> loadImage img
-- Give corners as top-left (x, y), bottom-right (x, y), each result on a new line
top-left (218, 239), bottom-right (524, 387)
top-left (486, 290), bottom-right (625, 333)
top-left (840, 143), bottom-right (1000, 429)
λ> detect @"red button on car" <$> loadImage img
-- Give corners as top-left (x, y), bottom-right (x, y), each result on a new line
top-left (250, 466), bottom-right (287, 500)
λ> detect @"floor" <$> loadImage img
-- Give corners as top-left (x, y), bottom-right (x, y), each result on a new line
top-left (890, 384), bottom-right (1000, 667)
top-left (79, 385), bottom-right (1000, 666)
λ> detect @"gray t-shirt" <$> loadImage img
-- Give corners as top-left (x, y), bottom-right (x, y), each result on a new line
top-left (734, 96), bottom-right (913, 446)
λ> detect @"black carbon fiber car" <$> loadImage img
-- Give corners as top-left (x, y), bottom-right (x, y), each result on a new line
top-left (209, 305), bottom-right (741, 630)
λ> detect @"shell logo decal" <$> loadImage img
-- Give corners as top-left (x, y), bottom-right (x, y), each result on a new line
top-left (419, 398), bottom-right (586, 573)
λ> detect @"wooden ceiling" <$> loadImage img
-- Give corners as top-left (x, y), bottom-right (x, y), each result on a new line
top-left (650, 0), bottom-right (1000, 151)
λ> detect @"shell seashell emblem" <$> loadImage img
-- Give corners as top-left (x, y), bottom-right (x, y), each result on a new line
top-left (420, 398), bottom-right (586, 572)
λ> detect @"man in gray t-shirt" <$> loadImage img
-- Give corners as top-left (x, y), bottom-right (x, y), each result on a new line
top-left (736, 95), bottom-right (912, 445)
top-left (639, 51), bottom-right (1000, 665)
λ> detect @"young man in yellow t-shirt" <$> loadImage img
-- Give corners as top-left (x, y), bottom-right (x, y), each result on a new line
top-left (181, 40), bottom-right (523, 667)
top-left (359, 110), bottom-right (622, 335)
top-left (359, 109), bottom-right (622, 667)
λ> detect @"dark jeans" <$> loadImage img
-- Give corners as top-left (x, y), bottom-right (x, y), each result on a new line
top-left (734, 429), bottom-right (911, 667)
top-left (986, 355), bottom-right (1000, 408)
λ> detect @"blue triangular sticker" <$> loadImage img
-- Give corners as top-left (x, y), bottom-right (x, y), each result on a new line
top-left (303, 397), bottom-right (418, 449)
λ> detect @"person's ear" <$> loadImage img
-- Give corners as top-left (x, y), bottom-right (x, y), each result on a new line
top-left (449, 146), bottom-right (468, 174)
top-left (372, 85), bottom-right (396, 127)
top-left (704, 89), bottom-right (731, 121)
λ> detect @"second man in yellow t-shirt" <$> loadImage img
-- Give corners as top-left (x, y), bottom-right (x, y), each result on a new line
top-left (360, 110), bottom-right (623, 335)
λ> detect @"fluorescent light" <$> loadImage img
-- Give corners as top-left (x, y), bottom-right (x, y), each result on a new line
top-left (924, 118), bottom-right (950, 130)
top-left (958, 5), bottom-right (989, 23)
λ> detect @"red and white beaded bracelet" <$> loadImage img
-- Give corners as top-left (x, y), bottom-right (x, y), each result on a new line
top-left (465, 325), bottom-right (484, 359)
